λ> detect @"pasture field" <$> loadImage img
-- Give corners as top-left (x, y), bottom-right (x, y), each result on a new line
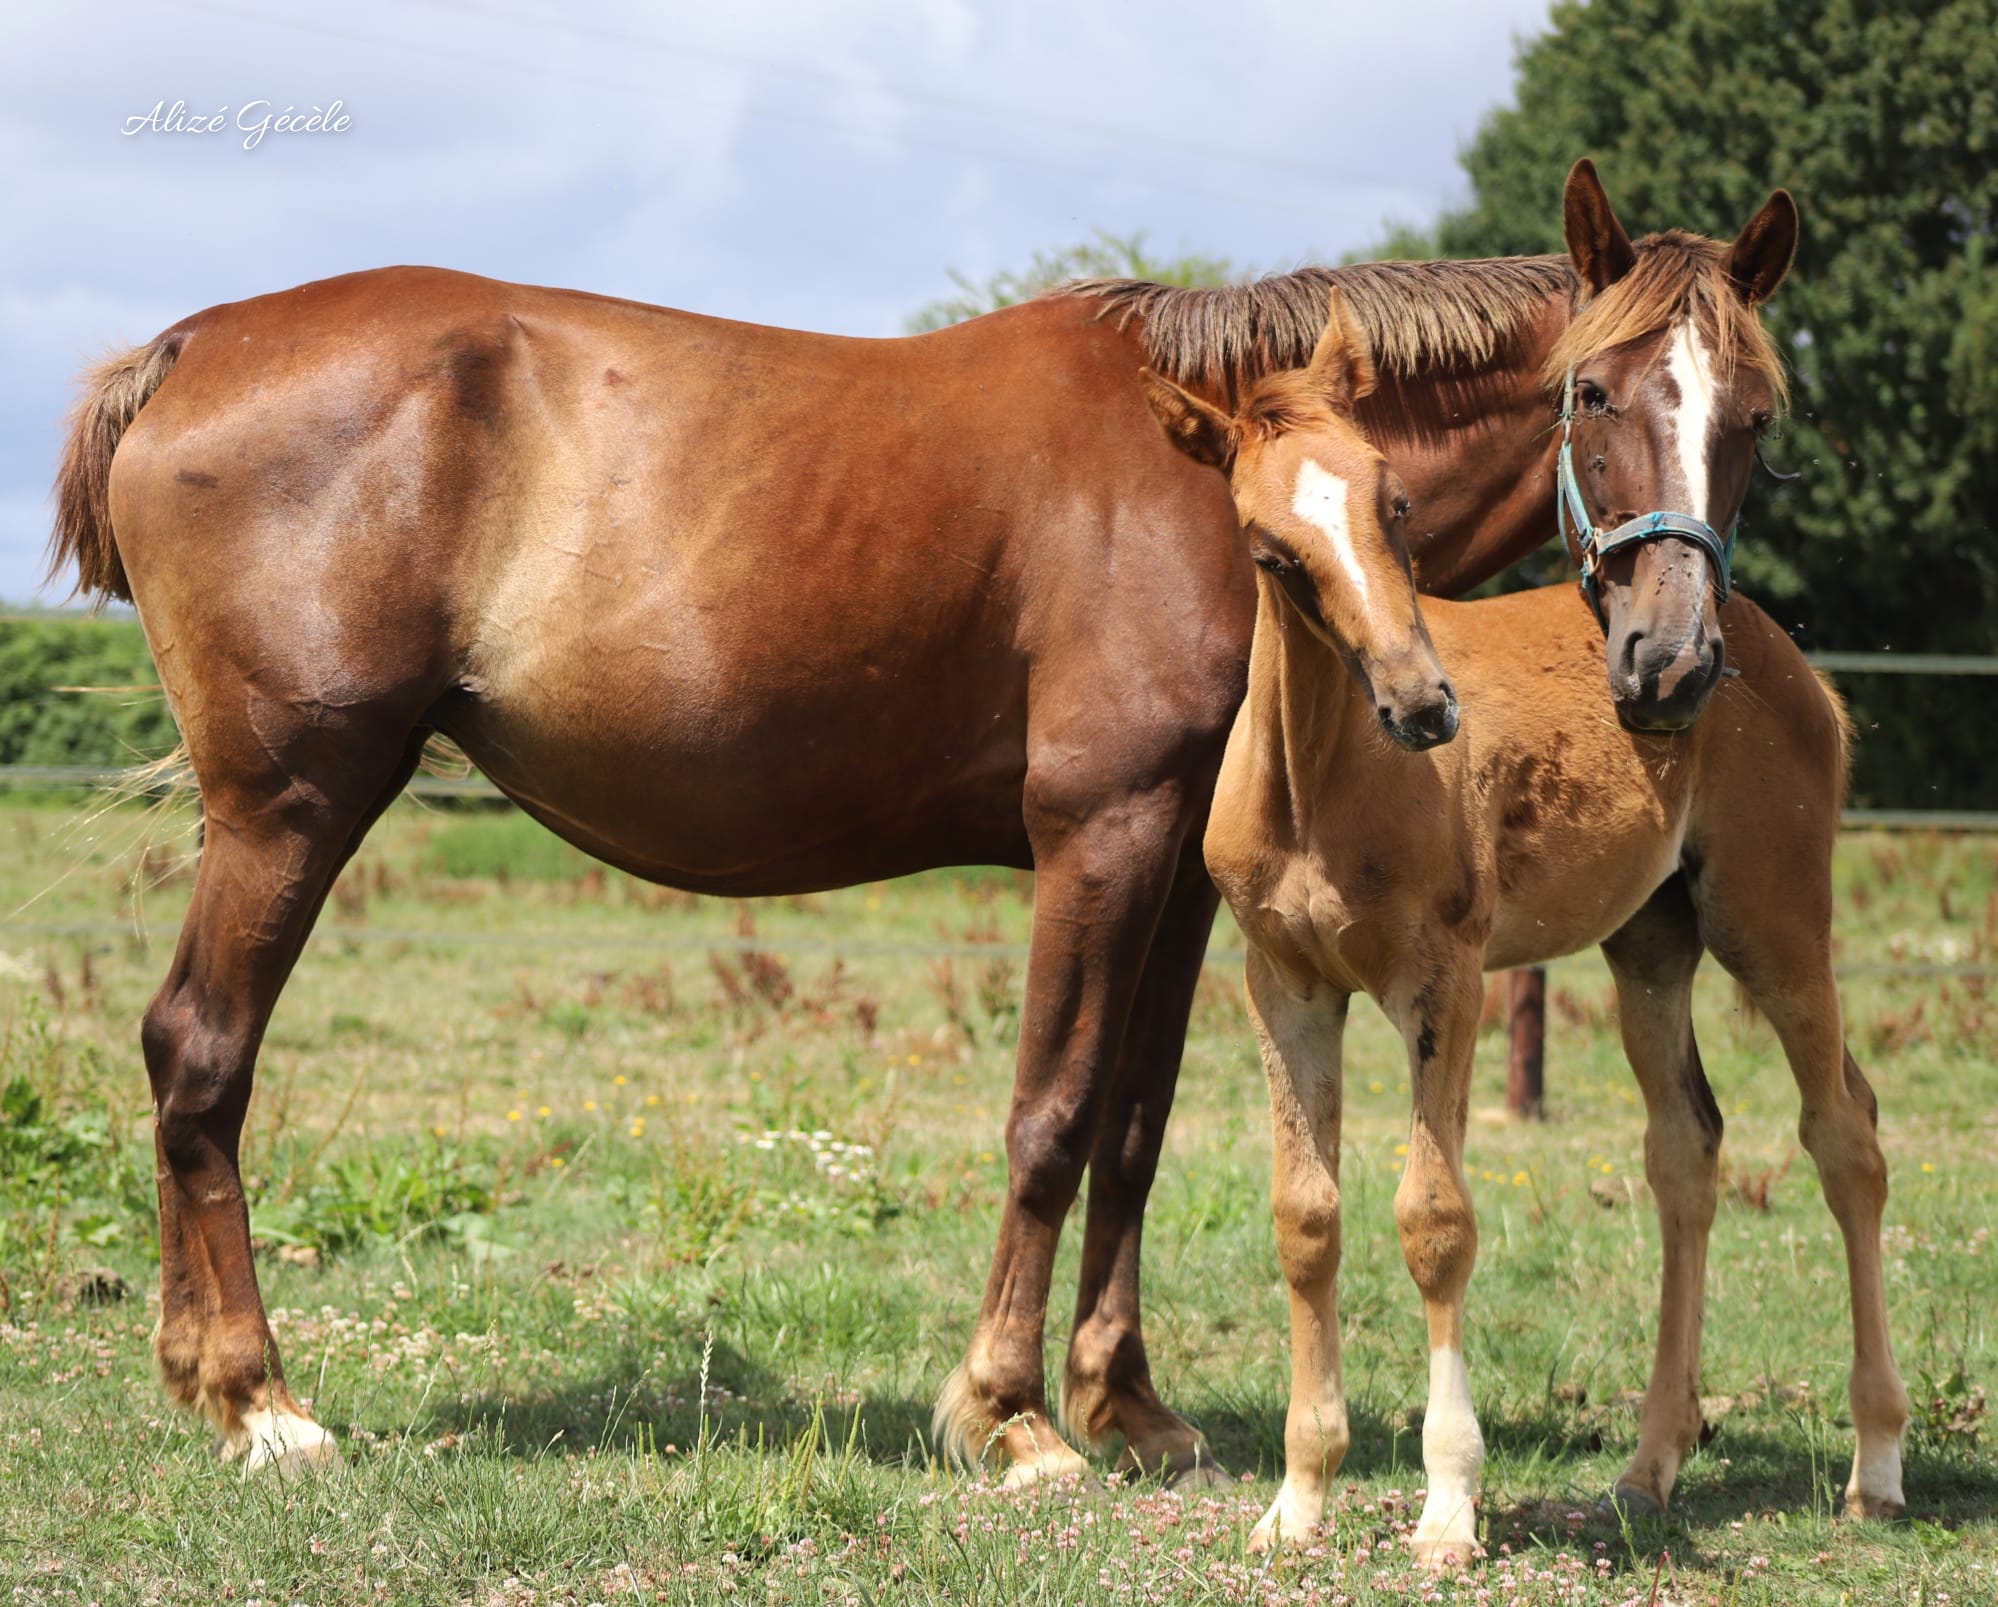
top-left (0, 795), bottom-right (1993, 1605)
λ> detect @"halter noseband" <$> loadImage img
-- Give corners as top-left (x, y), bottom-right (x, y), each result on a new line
top-left (1557, 365), bottom-right (1736, 621)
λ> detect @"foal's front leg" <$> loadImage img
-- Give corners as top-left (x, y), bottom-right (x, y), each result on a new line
top-left (1392, 966), bottom-right (1485, 1567)
top-left (1243, 950), bottom-right (1352, 1550)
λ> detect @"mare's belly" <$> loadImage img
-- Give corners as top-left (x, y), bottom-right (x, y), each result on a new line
top-left (441, 578), bottom-right (1032, 894)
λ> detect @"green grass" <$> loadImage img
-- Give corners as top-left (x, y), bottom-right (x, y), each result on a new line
top-left (0, 797), bottom-right (1994, 1604)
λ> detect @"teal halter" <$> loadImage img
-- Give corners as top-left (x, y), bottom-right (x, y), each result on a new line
top-left (1557, 366), bottom-right (1737, 620)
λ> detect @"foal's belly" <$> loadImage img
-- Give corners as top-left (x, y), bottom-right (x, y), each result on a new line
top-left (1479, 795), bottom-right (1688, 971)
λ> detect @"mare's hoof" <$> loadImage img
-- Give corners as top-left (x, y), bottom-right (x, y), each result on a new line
top-left (1163, 1457), bottom-right (1231, 1493)
top-left (1602, 1484), bottom-right (1665, 1518)
top-left (1845, 1491), bottom-right (1905, 1522)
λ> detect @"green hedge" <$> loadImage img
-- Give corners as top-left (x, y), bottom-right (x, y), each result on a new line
top-left (0, 614), bottom-right (178, 768)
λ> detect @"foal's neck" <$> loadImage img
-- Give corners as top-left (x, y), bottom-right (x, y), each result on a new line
top-left (1244, 581), bottom-right (1380, 820)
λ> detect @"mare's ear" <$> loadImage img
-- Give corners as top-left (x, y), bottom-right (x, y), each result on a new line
top-left (1305, 287), bottom-right (1378, 410)
top-left (1139, 368), bottom-right (1238, 468)
top-left (1563, 157), bottom-right (1637, 295)
top-left (1723, 188), bottom-right (1799, 306)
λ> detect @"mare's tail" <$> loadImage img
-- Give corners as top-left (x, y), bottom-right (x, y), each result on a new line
top-left (50, 331), bottom-right (186, 603)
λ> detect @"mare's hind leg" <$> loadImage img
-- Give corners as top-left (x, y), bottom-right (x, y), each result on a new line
top-left (1694, 840), bottom-right (1909, 1517)
top-left (1241, 949), bottom-right (1351, 1551)
top-left (147, 724), bottom-right (422, 1469)
top-left (1063, 845), bottom-right (1225, 1485)
top-left (935, 779), bottom-right (1192, 1486)
top-left (1600, 874), bottom-right (1721, 1512)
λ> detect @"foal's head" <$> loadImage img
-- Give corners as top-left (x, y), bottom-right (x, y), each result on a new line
top-left (1552, 159), bottom-right (1798, 733)
top-left (1142, 292), bottom-right (1458, 751)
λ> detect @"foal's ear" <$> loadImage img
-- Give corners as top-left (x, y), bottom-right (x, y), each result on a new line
top-left (1304, 288), bottom-right (1378, 410)
top-left (1563, 157), bottom-right (1637, 295)
top-left (1139, 368), bottom-right (1238, 468)
top-left (1723, 188), bottom-right (1799, 306)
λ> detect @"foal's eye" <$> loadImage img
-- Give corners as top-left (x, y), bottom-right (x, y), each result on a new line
top-left (1392, 495), bottom-right (1411, 520)
top-left (1750, 409), bottom-right (1773, 437)
top-left (1577, 380), bottom-right (1612, 416)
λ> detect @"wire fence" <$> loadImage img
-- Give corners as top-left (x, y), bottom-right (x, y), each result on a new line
top-left (1, 648), bottom-right (1991, 987)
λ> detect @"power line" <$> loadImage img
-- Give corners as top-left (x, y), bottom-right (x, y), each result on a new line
top-left (405, 0), bottom-right (1410, 195)
top-left (162, 0), bottom-right (1388, 222)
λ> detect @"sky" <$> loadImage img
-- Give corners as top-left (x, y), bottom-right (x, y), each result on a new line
top-left (1, 0), bottom-right (1553, 601)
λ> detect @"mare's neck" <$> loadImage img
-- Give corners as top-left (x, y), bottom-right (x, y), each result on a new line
top-left (1354, 292), bottom-right (1572, 599)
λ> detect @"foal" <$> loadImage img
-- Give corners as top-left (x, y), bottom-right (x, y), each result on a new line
top-left (1142, 293), bottom-right (1908, 1563)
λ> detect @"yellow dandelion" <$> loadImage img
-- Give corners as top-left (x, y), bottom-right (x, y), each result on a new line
top-left (648, 1094), bottom-right (663, 1106)
top-left (584, 1100), bottom-right (597, 1112)
top-left (1921, 1162), bottom-right (1936, 1174)
top-left (433, 1125), bottom-right (447, 1138)
top-left (537, 1105), bottom-right (551, 1118)
top-left (907, 1053), bottom-right (921, 1065)
top-left (549, 1157), bottom-right (565, 1168)
top-left (1599, 1161), bottom-right (1614, 1175)
top-left (614, 1075), bottom-right (628, 1086)
top-left (1394, 1142), bottom-right (1409, 1157)
top-left (749, 1071), bottom-right (763, 1083)
top-left (506, 1110), bottom-right (522, 1123)
top-left (1512, 1171), bottom-right (1530, 1187)
top-left (979, 1151), bottom-right (995, 1164)
top-left (1369, 1081), bottom-right (1384, 1094)
top-left (865, 894), bottom-right (882, 911)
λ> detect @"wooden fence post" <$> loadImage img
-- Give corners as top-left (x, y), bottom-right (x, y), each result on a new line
top-left (1506, 966), bottom-right (1546, 1119)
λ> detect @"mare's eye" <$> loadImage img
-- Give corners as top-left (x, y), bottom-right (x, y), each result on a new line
top-left (1392, 495), bottom-right (1411, 520)
top-left (1577, 380), bottom-right (1613, 417)
top-left (1750, 409), bottom-right (1773, 437)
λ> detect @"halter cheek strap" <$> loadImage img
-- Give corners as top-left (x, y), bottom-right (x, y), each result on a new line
top-left (1557, 365), bottom-right (1737, 621)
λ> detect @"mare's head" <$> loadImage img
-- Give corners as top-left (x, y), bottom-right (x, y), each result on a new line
top-left (1142, 291), bottom-right (1458, 752)
top-left (1554, 158), bottom-right (1798, 732)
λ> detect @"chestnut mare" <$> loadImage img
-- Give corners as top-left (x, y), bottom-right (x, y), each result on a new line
top-left (50, 161), bottom-right (1792, 1484)
top-left (1144, 295), bottom-right (1906, 1562)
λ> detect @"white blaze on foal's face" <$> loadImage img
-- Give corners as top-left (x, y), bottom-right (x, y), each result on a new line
top-left (1665, 319), bottom-right (1718, 525)
top-left (1289, 457), bottom-right (1371, 611)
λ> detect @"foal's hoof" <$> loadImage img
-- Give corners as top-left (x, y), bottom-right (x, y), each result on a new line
top-left (1409, 1532), bottom-right (1478, 1571)
top-left (1844, 1490), bottom-right (1905, 1522)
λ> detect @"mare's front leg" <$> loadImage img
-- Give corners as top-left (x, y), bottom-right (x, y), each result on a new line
top-left (935, 776), bottom-right (1192, 1487)
top-left (1242, 950), bottom-right (1352, 1550)
top-left (1063, 846), bottom-right (1227, 1485)
top-left (1393, 962), bottom-right (1486, 1567)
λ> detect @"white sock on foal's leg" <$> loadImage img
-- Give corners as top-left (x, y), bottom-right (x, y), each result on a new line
top-left (1411, 1346), bottom-right (1483, 1566)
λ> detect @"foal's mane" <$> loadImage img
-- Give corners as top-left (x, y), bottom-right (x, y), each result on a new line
top-left (1546, 229), bottom-right (1791, 409)
top-left (1053, 256), bottom-right (1575, 396)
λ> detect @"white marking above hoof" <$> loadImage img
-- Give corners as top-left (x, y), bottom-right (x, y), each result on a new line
top-left (231, 1405), bottom-right (340, 1476)
top-left (1248, 1487), bottom-right (1322, 1553)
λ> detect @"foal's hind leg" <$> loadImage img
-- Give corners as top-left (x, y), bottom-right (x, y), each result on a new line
top-left (1600, 875), bottom-right (1721, 1513)
top-left (147, 724), bottom-right (422, 1469)
top-left (1063, 846), bottom-right (1225, 1485)
top-left (1695, 847), bottom-right (1909, 1517)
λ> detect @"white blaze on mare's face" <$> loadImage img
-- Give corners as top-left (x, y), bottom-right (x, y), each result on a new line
top-left (1290, 458), bottom-right (1369, 609)
top-left (1666, 320), bottom-right (1718, 524)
